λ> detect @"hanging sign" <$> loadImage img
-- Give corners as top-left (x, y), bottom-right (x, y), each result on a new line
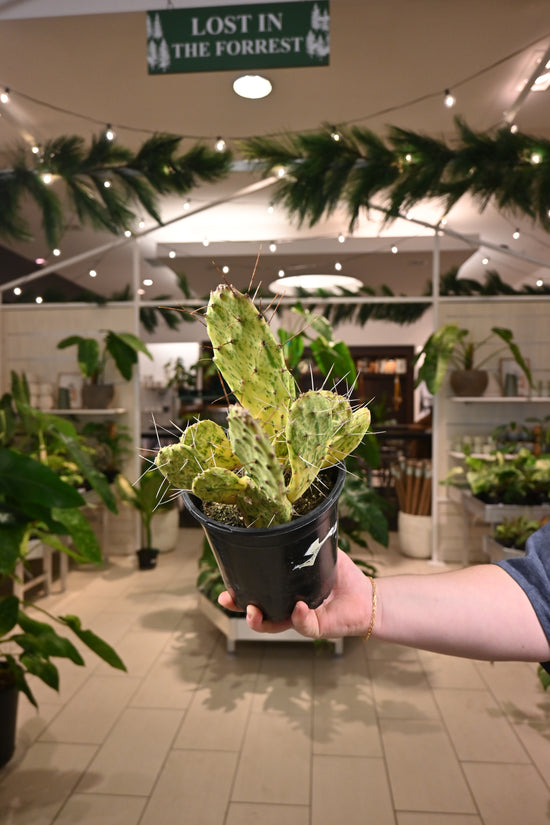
top-left (146, 1), bottom-right (330, 74)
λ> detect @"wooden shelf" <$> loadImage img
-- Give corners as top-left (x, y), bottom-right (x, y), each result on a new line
top-left (49, 408), bottom-right (126, 415)
top-left (451, 396), bottom-right (550, 403)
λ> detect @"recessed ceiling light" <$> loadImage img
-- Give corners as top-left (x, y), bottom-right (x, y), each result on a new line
top-left (233, 74), bottom-right (272, 99)
top-left (269, 274), bottom-right (363, 296)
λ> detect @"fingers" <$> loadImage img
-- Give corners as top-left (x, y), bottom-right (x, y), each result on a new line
top-left (246, 604), bottom-right (293, 634)
top-left (217, 591), bottom-right (241, 612)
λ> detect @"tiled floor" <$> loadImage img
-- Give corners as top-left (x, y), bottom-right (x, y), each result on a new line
top-left (2, 528), bottom-right (550, 825)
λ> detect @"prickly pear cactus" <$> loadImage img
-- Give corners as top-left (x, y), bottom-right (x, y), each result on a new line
top-left (154, 282), bottom-right (372, 529)
top-left (206, 284), bottom-right (295, 440)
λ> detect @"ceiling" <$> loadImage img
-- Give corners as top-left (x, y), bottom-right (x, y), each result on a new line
top-left (0, 0), bottom-right (549, 308)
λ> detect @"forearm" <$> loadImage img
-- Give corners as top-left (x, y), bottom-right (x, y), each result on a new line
top-left (374, 564), bottom-right (550, 663)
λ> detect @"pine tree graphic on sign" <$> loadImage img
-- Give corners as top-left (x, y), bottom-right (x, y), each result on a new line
top-left (306, 4), bottom-right (330, 59)
top-left (147, 13), bottom-right (172, 72)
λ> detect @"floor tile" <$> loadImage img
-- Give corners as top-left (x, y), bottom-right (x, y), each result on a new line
top-left (77, 708), bottom-right (183, 796)
top-left (419, 650), bottom-right (487, 689)
top-left (433, 688), bottom-right (529, 763)
top-left (129, 648), bottom-right (207, 708)
top-left (380, 717), bottom-right (476, 813)
top-left (232, 710), bottom-right (312, 804)
top-left (463, 762), bottom-right (550, 825)
top-left (139, 750), bottom-right (237, 825)
top-left (312, 755), bottom-right (394, 825)
top-left (369, 658), bottom-right (441, 719)
top-left (225, 802), bottom-right (309, 825)
top-left (0, 742), bottom-right (96, 825)
top-left (52, 793), bottom-right (146, 825)
top-left (312, 683), bottom-right (382, 756)
top-left (397, 814), bottom-right (482, 825)
top-left (173, 679), bottom-right (254, 750)
top-left (39, 675), bottom-right (141, 744)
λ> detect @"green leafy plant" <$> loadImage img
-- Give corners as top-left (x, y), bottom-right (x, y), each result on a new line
top-left (493, 515), bottom-right (546, 551)
top-left (443, 449), bottom-right (550, 505)
top-left (57, 330), bottom-right (152, 385)
top-left (155, 283), bottom-right (372, 529)
top-left (115, 464), bottom-right (176, 550)
top-left (0, 447), bottom-right (126, 708)
top-left (414, 323), bottom-right (533, 395)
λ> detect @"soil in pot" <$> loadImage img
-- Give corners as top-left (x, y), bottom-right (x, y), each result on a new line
top-left (182, 464), bottom-right (346, 622)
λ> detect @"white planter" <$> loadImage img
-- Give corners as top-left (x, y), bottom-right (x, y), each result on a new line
top-left (151, 507), bottom-right (179, 553)
top-left (197, 592), bottom-right (343, 655)
top-left (483, 535), bottom-right (525, 562)
top-left (398, 511), bottom-right (432, 559)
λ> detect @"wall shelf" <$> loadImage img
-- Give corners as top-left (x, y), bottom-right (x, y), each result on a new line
top-left (49, 408), bottom-right (126, 415)
top-left (451, 396), bottom-right (550, 403)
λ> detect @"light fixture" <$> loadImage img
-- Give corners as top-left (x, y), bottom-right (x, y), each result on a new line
top-left (13, 287), bottom-right (21, 296)
top-left (41, 173), bottom-right (53, 185)
top-left (331, 128), bottom-right (341, 142)
top-left (531, 151), bottom-right (542, 164)
top-left (215, 136), bottom-right (226, 151)
top-left (52, 248), bottom-right (61, 257)
top-left (482, 256), bottom-right (489, 265)
top-left (143, 278), bottom-right (153, 286)
top-left (138, 219), bottom-right (145, 228)
top-left (222, 265), bottom-right (230, 274)
top-left (269, 241), bottom-right (277, 252)
top-left (0, 88), bottom-right (10, 104)
top-left (268, 274), bottom-right (363, 296)
top-left (444, 89), bottom-right (456, 108)
top-left (183, 198), bottom-right (191, 210)
top-left (35, 296), bottom-right (43, 304)
top-left (338, 233), bottom-right (345, 243)
top-left (512, 228), bottom-right (520, 240)
top-left (31, 144), bottom-right (41, 155)
top-left (104, 124), bottom-right (116, 141)
top-left (35, 257), bottom-right (46, 265)
top-left (334, 261), bottom-right (343, 271)
top-left (267, 202), bottom-right (274, 214)
top-left (278, 269), bottom-right (285, 278)
top-left (202, 237), bottom-right (210, 247)
top-left (104, 179), bottom-right (112, 188)
top-left (531, 58), bottom-right (550, 91)
top-left (89, 269), bottom-right (97, 278)
top-left (169, 249), bottom-right (176, 258)
top-left (124, 229), bottom-right (132, 238)
top-left (391, 245), bottom-right (398, 254)
top-left (233, 74), bottom-right (272, 99)
top-left (536, 278), bottom-right (544, 287)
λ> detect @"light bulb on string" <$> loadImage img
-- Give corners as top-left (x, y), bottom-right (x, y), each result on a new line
top-left (338, 233), bottom-right (345, 243)
top-left (13, 287), bottom-right (21, 296)
top-left (31, 144), bottom-right (41, 155)
top-left (512, 228), bottom-right (520, 240)
top-left (334, 261), bottom-right (342, 271)
top-left (41, 173), bottom-right (53, 185)
top-left (278, 269), bottom-right (285, 278)
top-left (536, 279), bottom-right (544, 287)
top-left (143, 278), bottom-right (153, 286)
top-left (0, 88), bottom-right (10, 104)
top-left (391, 245), bottom-right (398, 254)
top-left (215, 136), bottom-right (226, 152)
top-left (89, 269), bottom-right (97, 278)
top-left (222, 265), bottom-right (230, 274)
top-left (124, 230), bottom-right (132, 238)
top-left (35, 296), bottom-right (43, 304)
top-left (52, 248), bottom-right (61, 257)
top-left (267, 202), bottom-right (274, 214)
top-left (269, 241), bottom-right (277, 252)
top-left (168, 250), bottom-right (176, 259)
top-left (104, 124), bottom-right (116, 141)
top-left (510, 123), bottom-right (518, 134)
top-left (183, 198), bottom-right (191, 210)
top-left (202, 237), bottom-right (210, 247)
top-left (103, 179), bottom-right (112, 188)
top-left (444, 89), bottom-right (455, 108)
top-left (330, 127), bottom-right (341, 142)
top-left (482, 256), bottom-right (489, 265)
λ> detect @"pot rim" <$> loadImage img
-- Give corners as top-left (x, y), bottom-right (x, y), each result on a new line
top-left (181, 463), bottom-right (346, 537)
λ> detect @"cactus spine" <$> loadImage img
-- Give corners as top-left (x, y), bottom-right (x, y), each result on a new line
top-left (155, 283), bottom-right (371, 528)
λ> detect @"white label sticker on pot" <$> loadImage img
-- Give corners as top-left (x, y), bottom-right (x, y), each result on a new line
top-left (292, 523), bottom-right (337, 570)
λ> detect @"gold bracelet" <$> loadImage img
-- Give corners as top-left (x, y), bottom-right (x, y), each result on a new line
top-left (363, 576), bottom-right (377, 642)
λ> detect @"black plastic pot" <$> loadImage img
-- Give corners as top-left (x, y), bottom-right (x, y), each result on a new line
top-left (182, 464), bottom-right (346, 622)
top-left (136, 548), bottom-right (159, 570)
top-left (0, 667), bottom-right (18, 768)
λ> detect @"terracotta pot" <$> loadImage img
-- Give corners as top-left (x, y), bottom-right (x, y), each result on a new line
top-left (182, 464), bottom-right (346, 622)
top-left (449, 369), bottom-right (488, 397)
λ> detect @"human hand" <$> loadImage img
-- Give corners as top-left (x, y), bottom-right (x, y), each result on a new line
top-left (217, 549), bottom-right (374, 639)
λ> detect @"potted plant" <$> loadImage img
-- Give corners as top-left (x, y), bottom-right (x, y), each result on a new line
top-left (57, 330), bottom-right (153, 408)
top-left (414, 323), bottom-right (533, 397)
top-left (115, 464), bottom-right (178, 569)
top-left (165, 358), bottom-right (198, 401)
top-left (154, 283), bottom-right (372, 622)
top-left (0, 447), bottom-right (126, 767)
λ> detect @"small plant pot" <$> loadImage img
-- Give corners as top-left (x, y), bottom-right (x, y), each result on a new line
top-left (82, 383), bottom-right (115, 409)
top-left (398, 510), bottom-right (432, 559)
top-left (182, 465), bottom-right (346, 622)
top-left (136, 547), bottom-right (159, 570)
top-left (449, 369), bottom-right (488, 397)
top-left (0, 666), bottom-right (18, 768)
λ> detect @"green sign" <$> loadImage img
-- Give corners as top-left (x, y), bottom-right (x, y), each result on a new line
top-left (146, 1), bottom-right (330, 74)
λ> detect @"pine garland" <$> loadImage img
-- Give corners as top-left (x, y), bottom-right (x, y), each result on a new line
top-left (241, 118), bottom-right (550, 231)
top-left (0, 133), bottom-right (232, 248)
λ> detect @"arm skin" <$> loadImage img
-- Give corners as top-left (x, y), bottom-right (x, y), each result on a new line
top-left (218, 549), bottom-right (550, 664)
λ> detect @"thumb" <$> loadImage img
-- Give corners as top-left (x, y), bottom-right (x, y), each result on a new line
top-left (291, 600), bottom-right (321, 638)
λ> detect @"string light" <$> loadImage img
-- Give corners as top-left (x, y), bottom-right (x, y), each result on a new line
top-left (143, 278), bottom-right (153, 286)
top-left (267, 202), bottom-right (274, 214)
top-left (89, 269), bottom-right (97, 277)
top-left (52, 248), bottom-right (61, 256)
top-left (183, 198), bottom-right (191, 210)
top-left (0, 88), bottom-right (10, 104)
top-left (338, 233), bottom-right (345, 243)
top-left (35, 257), bottom-right (46, 265)
top-left (124, 229), bottom-right (132, 238)
top-left (536, 278), bottom-right (544, 287)
top-left (35, 296), bottom-right (43, 304)
top-left (138, 219), bottom-right (146, 228)
top-left (168, 249), bottom-right (176, 258)
top-left (103, 179), bottom-right (112, 188)
top-left (202, 237), bottom-right (210, 247)
top-left (13, 287), bottom-right (21, 296)
top-left (331, 128), bottom-right (341, 142)
top-left (391, 245), bottom-right (398, 254)
top-left (444, 89), bottom-right (456, 108)
top-left (512, 228), bottom-right (520, 239)
top-left (482, 256), bottom-right (489, 265)
top-left (269, 241), bottom-right (277, 252)
top-left (222, 265), bottom-right (230, 274)
top-left (104, 124), bottom-right (116, 141)
top-left (531, 151), bottom-right (542, 164)
top-left (510, 123), bottom-right (519, 134)
top-left (278, 269), bottom-right (285, 277)
top-left (334, 261), bottom-right (342, 271)
top-left (215, 136), bottom-right (226, 152)
top-left (41, 173), bottom-right (53, 185)
top-left (31, 144), bottom-right (41, 155)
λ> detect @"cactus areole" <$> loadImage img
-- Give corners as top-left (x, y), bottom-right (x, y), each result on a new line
top-left (154, 282), bottom-right (372, 619)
